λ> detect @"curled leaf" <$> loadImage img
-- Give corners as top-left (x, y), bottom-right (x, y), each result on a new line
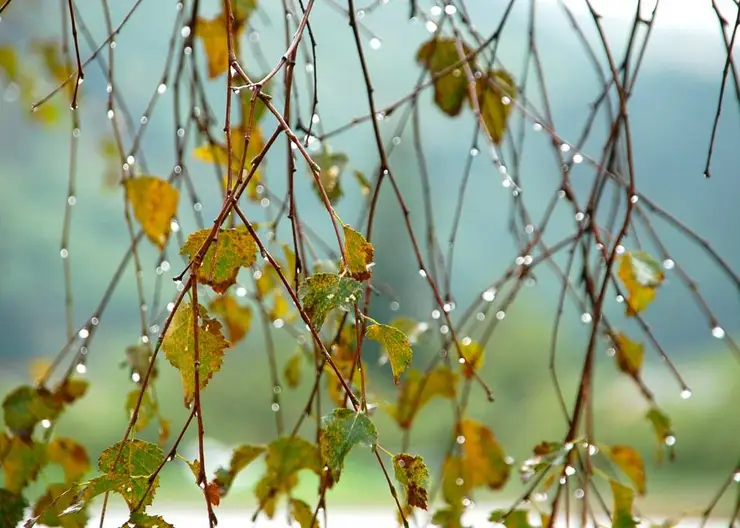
top-left (392, 453), bottom-right (430, 510)
top-left (608, 445), bottom-right (646, 495)
top-left (366, 323), bottom-right (413, 384)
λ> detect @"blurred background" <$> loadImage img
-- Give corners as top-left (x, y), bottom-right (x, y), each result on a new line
top-left (1, 0), bottom-right (739, 524)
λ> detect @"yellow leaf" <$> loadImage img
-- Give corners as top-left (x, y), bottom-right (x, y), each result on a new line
top-left (195, 13), bottom-right (245, 79)
top-left (459, 419), bottom-right (510, 490)
top-left (459, 340), bottom-right (484, 379)
top-left (312, 150), bottom-right (348, 204)
top-left (180, 228), bottom-right (258, 294)
top-left (472, 69), bottom-right (516, 145)
top-left (610, 479), bottom-right (638, 527)
top-left (48, 437), bottom-right (90, 484)
top-left (284, 352), bottom-right (303, 389)
top-left (124, 176), bottom-right (180, 250)
top-left (387, 367), bottom-right (458, 428)
top-left (612, 332), bottom-right (644, 378)
top-left (209, 294), bottom-right (253, 343)
top-left (193, 126), bottom-right (266, 181)
top-left (0, 433), bottom-right (48, 493)
top-left (29, 357), bottom-right (52, 385)
top-left (366, 323), bottom-right (412, 384)
top-left (617, 251), bottom-right (664, 316)
top-left (341, 225), bottom-right (374, 281)
top-left (608, 445), bottom-right (646, 495)
top-left (161, 302), bottom-right (232, 407)
top-left (291, 498), bottom-right (318, 528)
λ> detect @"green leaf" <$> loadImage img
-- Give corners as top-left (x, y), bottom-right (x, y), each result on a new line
top-left (265, 436), bottom-right (321, 479)
top-left (431, 507), bottom-right (466, 528)
top-left (0, 433), bottom-right (49, 493)
top-left (471, 69), bottom-right (516, 145)
top-left (2, 385), bottom-right (63, 438)
top-left (320, 408), bottom-right (378, 481)
top-left (125, 389), bottom-right (156, 432)
top-left (353, 170), bottom-right (371, 196)
top-left (416, 38), bottom-right (476, 116)
top-left (441, 455), bottom-right (469, 508)
top-left (341, 225), bottom-right (374, 281)
top-left (125, 512), bottom-right (175, 528)
top-left (459, 419), bottom-right (510, 490)
top-left (283, 351), bottom-right (303, 389)
top-left (124, 345), bottom-right (156, 381)
top-left (290, 498), bottom-right (317, 528)
top-left (610, 479), bottom-right (638, 528)
top-left (618, 251), bottom-right (665, 316)
top-left (488, 510), bottom-right (534, 528)
top-left (612, 332), bottom-right (644, 378)
top-left (645, 407), bottom-right (675, 463)
top-left (161, 302), bottom-right (232, 408)
top-left (124, 176), bottom-right (180, 250)
top-left (96, 439), bottom-right (165, 510)
top-left (298, 273), bottom-right (362, 329)
top-left (366, 323), bottom-right (413, 384)
top-left (180, 228), bottom-right (258, 294)
top-left (209, 294), bottom-right (253, 343)
top-left (312, 149), bottom-right (348, 204)
top-left (608, 445), bottom-right (646, 495)
top-left (392, 453), bottom-right (430, 510)
top-left (47, 438), bottom-right (91, 484)
top-left (0, 488), bottom-right (28, 527)
top-left (214, 444), bottom-right (266, 495)
top-left (389, 317), bottom-right (430, 345)
top-left (32, 483), bottom-right (89, 528)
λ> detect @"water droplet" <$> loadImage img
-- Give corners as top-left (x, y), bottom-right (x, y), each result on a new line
top-left (305, 63), bottom-right (314, 74)
top-left (273, 318), bottom-right (284, 329)
top-left (663, 259), bottom-right (675, 270)
top-left (575, 212), bottom-right (585, 222)
top-left (606, 347), bottom-right (616, 357)
top-left (458, 357), bottom-right (465, 364)
top-left (574, 488), bottom-right (585, 499)
top-left (565, 465), bottom-right (576, 476)
top-left (107, 109), bottom-right (115, 119)
top-left (501, 95), bottom-right (511, 105)
top-left (430, 5), bottom-right (442, 16)
top-left (431, 309), bottom-right (441, 320)
top-left (665, 435), bottom-right (676, 446)
top-left (193, 202), bottom-right (203, 212)
top-left (177, 128), bottom-right (185, 137)
top-left (126, 155), bottom-right (135, 165)
top-left (533, 492), bottom-right (547, 502)
top-left (426, 20), bottom-right (438, 32)
top-left (392, 136), bottom-right (401, 145)
top-left (470, 147), bottom-right (479, 157)
top-left (443, 303), bottom-right (452, 313)
top-left (76, 363), bottom-right (87, 374)
top-left (170, 220), bottom-right (180, 232)
top-left (66, 195), bottom-right (77, 206)
top-left (581, 313), bottom-right (592, 324)
top-left (733, 470), bottom-right (740, 482)
top-left (476, 312), bottom-right (485, 321)
top-left (132, 372), bottom-right (141, 383)
top-left (41, 419), bottom-right (52, 428)
top-left (78, 328), bottom-right (89, 339)
top-left (615, 245), bottom-right (625, 255)
top-left (525, 224), bottom-right (534, 234)
top-left (260, 198), bottom-right (270, 208)
top-left (495, 310), bottom-right (505, 320)
top-left (181, 26), bottom-right (191, 38)
top-left (680, 389), bottom-right (692, 399)
top-left (72, 128), bottom-right (80, 137)
top-left (369, 37), bottom-right (381, 50)
top-left (560, 143), bottom-right (571, 153)
top-left (419, 269), bottom-right (427, 278)
top-left (630, 194), bottom-right (639, 204)
top-left (481, 288), bottom-right (496, 302)
top-left (616, 295), bottom-right (624, 303)
top-left (91, 317), bottom-right (99, 326)
top-left (712, 326), bottom-right (725, 339)
top-left (588, 444), bottom-right (598, 456)
top-left (456, 435), bottom-right (465, 444)
top-left (271, 403), bottom-right (280, 412)
top-left (572, 153), bottom-right (583, 164)
top-left (440, 325), bottom-right (449, 334)
top-left (455, 477), bottom-right (464, 486)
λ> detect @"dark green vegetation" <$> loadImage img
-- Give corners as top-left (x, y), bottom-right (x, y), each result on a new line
top-left (1, 0), bottom-right (740, 527)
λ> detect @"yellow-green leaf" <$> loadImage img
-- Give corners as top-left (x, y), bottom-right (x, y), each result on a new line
top-left (181, 228), bottom-right (258, 294)
top-left (320, 408), bottom-right (378, 481)
top-left (341, 225), bottom-right (374, 281)
top-left (645, 407), bottom-right (675, 463)
top-left (298, 273), bottom-right (362, 329)
top-left (387, 367), bottom-right (458, 428)
top-left (471, 69), bottom-right (516, 145)
top-left (290, 498), bottom-right (317, 528)
top-left (193, 125), bottom-right (266, 178)
top-left (209, 294), bottom-right (253, 343)
top-left (126, 513), bottom-right (175, 528)
top-left (161, 302), bottom-right (232, 407)
top-left (124, 176), bottom-right (180, 250)
top-left (214, 444), bottom-right (266, 495)
top-left (125, 388), bottom-right (156, 432)
top-left (2, 385), bottom-right (63, 438)
top-left (618, 251), bottom-right (665, 316)
top-left (416, 38), bottom-right (476, 116)
top-left (312, 150), bottom-right (348, 204)
top-left (48, 437), bottom-right (90, 484)
top-left (366, 323), bottom-right (413, 384)
top-left (392, 453), bottom-right (430, 510)
top-left (610, 479), bottom-right (638, 528)
top-left (489, 510), bottom-right (534, 528)
top-left (460, 340), bottom-right (484, 379)
top-left (353, 170), bottom-right (371, 196)
top-left (608, 445), bottom-right (646, 495)
top-left (284, 352), bottom-right (303, 389)
top-left (96, 439), bottom-right (165, 510)
top-left (459, 419), bottom-right (510, 490)
top-left (0, 433), bottom-right (48, 493)
top-left (612, 332), bottom-right (644, 378)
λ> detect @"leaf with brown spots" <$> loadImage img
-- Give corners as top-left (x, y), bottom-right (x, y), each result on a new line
top-left (393, 453), bottom-right (430, 510)
top-left (341, 225), bottom-right (374, 280)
